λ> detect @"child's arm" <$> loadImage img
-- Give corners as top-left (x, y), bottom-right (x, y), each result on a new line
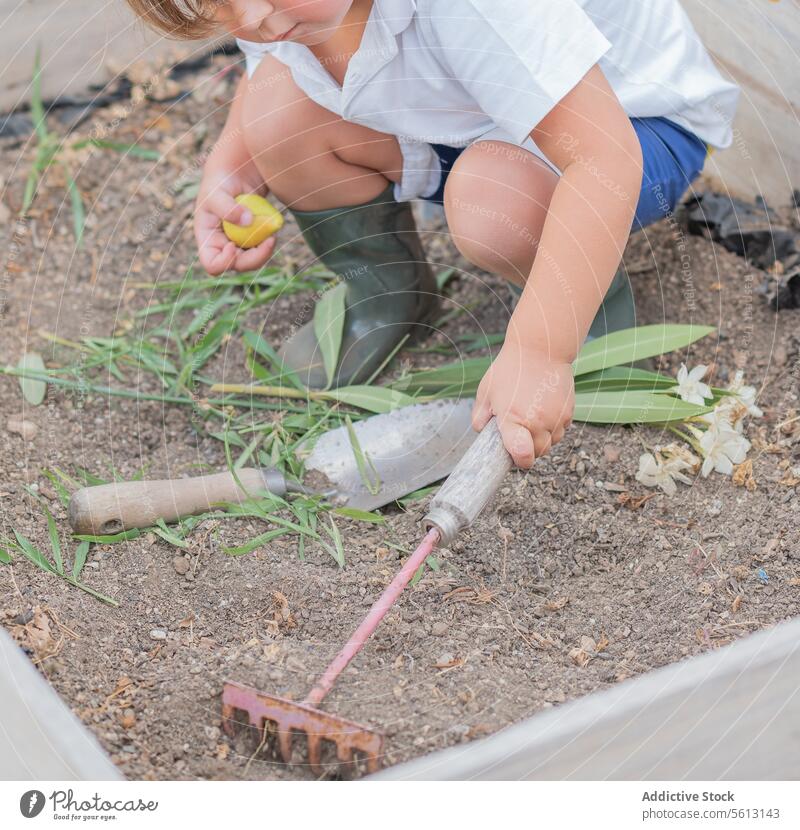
top-left (473, 65), bottom-right (643, 467)
top-left (194, 74), bottom-right (276, 275)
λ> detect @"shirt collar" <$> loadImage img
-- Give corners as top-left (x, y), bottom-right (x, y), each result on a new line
top-left (374, 0), bottom-right (416, 36)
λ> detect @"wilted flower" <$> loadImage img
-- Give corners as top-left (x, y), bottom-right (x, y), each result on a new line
top-left (670, 363), bottom-right (713, 405)
top-left (725, 370), bottom-right (763, 418)
top-left (636, 449), bottom-right (695, 495)
top-left (698, 421), bottom-right (751, 477)
top-left (698, 400), bottom-right (747, 433)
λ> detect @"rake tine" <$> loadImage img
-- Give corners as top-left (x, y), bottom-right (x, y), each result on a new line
top-left (276, 724), bottom-right (293, 763)
top-left (306, 733), bottom-right (323, 776)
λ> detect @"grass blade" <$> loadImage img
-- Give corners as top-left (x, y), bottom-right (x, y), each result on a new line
top-left (323, 385), bottom-right (415, 413)
top-left (72, 541), bottom-right (90, 580)
top-left (73, 138), bottom-right (160, 161)
top-left (64, 169), bottom-right (85, 247)
top-left (324, 514), bottom-right (345, 567)
top-left (12, 529), bottom-right (55, 573)
top-left (44, 507), bottom-right (64, 574)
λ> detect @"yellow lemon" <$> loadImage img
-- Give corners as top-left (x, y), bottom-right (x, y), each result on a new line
top-left (223, 194), bottom-right (284, 249)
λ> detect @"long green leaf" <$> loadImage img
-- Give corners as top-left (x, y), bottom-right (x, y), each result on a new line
top-left (573, 325), bottom-right (715, 376)
top-left (573, 390), bottom-right (709, 424)
top-left (393, 358), bottom-right (490, 396)
top-left (313, 282), bottom-right (347, 388)
top-left (574, 366), bottom-right (676, 393)
top-left (17, 353), bottom-right (47, 405)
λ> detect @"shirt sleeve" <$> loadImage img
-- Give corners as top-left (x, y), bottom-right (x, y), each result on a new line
top-left (419, 0), bottom-right (612, 145)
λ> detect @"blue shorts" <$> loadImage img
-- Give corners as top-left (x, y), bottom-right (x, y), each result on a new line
top-left (423, 117), bottom-right (709, 231)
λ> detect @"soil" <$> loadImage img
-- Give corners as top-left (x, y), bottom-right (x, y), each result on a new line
top-left (1, 52), bottom-right (799, 781)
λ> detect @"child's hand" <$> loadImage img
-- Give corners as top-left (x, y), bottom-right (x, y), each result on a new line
top-left (472, 336), bottom-right (574, 468)
top-left (194, 165), bottom-right (276, 275)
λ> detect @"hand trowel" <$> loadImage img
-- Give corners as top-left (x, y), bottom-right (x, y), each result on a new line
top-left (67, 398), bottom-right (478, 536)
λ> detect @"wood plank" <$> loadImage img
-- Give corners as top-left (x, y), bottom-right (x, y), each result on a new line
top-left (0, 628), bottom-right (121, 780)
top-left (682, 0), bottom-right (800, 203)
top-left (374, 617), bottom-right (800, 780)
top-left (0, 0), bottom-right (211, 112)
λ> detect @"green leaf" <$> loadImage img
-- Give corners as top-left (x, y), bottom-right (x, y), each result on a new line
top-left (223, 528), bottom-right (290, 556)
top-left (72, 541), bottom-right (90, 580)
top-left (322, 385), bottom-right (415, 413)
top-left (13, 529), bottom-right (55, 573)
top-left (573, 390), bottom-right (710, 424)
top-left (0, 546), bottom-right (13, 565)
top-left (333, 507), bottom-right (385, 524)
top-left (73, 528), bottom-right (141, 544)
top-left (393, 357), bottom-right (490, 397)
top-left (17, 353), bottom-right (47, 405)
top-left (44, 507), bottom-right (64, 575)
top-left (574, 366), bottom-right (676, 394)
top-left (313, 281), bottom-right (347, 388)
top-left (573, 325), bottom-right (715, 377)
top-left (410, 555), bottom-right (440, 587)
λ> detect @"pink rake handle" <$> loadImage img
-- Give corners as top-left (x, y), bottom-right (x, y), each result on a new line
top-left (304, 527), bottom-right (440, 708)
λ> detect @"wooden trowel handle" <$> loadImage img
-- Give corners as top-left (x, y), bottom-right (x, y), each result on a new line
top-left (67, 468), bottom-right (287, 536)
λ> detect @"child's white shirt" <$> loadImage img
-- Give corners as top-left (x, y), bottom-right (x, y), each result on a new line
top-left (237, 0), bottom-right (739, 202)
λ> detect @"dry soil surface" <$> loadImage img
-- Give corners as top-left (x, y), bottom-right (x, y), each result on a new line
top-left (1, 52), bottom-right (799, 780)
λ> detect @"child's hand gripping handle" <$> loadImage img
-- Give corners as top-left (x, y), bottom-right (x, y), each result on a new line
top-left (67, 468), bottom-right (289, 536)
top-left (423, 417), bottom-right (513, 546)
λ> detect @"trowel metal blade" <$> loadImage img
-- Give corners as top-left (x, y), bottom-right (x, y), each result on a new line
top-left (299, 398), bottom-right (478, 511)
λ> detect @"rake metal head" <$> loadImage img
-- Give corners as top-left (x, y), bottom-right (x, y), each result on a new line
top-left (221, 680), bottom-right (384, 777)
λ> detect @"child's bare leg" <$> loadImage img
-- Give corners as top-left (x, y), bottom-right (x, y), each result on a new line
top-left (240, 55), bottom-right (404, 210)
top-left (442, 140), bottom-right (559, 287)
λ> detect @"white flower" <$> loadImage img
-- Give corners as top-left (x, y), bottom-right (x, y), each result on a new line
top-left (698, 421), bottom-right (751, 477)
top-left (636, 450), bottom-right (695, 495)
top-left (725, 370), bottom-right (763, 418)
top-left (670, 363), bottom-right (713, 405)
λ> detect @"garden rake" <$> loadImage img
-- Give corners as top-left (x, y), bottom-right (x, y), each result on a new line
top-left (222, 418), bottom-right (512, 777)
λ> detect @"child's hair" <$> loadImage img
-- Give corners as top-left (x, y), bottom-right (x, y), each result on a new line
top-left (126, 0), bottom-right (218, 39)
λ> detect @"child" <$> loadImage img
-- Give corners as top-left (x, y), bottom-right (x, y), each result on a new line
top-left (127, 0), bottom-right (739, 468)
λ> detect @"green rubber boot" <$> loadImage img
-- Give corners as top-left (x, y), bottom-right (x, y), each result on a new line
top-left (508, 265), bottom-right (636, 343)
top-left (279, 183), bottom-right (439, 388)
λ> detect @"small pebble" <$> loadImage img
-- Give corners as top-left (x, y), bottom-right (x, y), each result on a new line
top-left (173, 556), bottom-right (190, 575)
top-left (7, 418), bottom-right (38, 440)
top-left (431, 621), bottom-right (448, 637)
top-left (149, 629), bottom-right (167, 641)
